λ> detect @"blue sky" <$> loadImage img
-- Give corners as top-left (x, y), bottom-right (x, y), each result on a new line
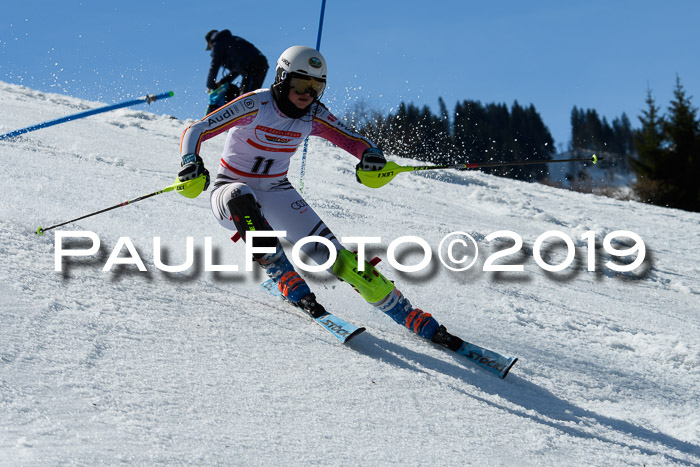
top-left (2, 0), bottom-right (698, 152)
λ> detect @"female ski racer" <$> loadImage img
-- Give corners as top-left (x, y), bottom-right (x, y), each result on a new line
top-left (177, 45), bottom-right (456, 346)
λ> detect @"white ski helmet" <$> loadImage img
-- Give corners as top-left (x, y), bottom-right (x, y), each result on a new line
top-left (275, 45), bottom-right (327, 83)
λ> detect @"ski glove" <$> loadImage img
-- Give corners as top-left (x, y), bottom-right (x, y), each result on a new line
top-left (178, 153), bottom-right (210, 191)
top-left (356, 147), bottom-right (386, 183)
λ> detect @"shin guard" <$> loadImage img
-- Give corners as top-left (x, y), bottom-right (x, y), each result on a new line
top-left (226, 192), bottom-right (277, 260)
top-left (332, 249), bottom-right (439, 339)
top-left (332, 249), bottom-right (395, 304)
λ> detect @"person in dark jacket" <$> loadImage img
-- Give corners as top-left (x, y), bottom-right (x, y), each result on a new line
top-left (204, 29), bottom-right (269, 114)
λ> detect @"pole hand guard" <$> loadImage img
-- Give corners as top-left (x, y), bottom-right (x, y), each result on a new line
top-left (176, 153), bottom-right (210, 198)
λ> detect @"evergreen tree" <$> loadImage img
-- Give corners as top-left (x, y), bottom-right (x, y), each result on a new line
top-left (354, 97), bottom-right (554, 182)
top-left (569, 105), bottom-right (635, 175)
top-left (631, 78), bottom-right (700, 211)
top-left (525, 103), bottom-right (555, 180)
top-left (453, 100), bottom-right (486, 158)
top-left (662, 77), bottom-right (700, 210)
top-left (631, 89), bottom-right (665, 178)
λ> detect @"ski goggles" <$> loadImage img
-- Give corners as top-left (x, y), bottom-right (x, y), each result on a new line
top-left (289, 76), bottom-right (326, 96)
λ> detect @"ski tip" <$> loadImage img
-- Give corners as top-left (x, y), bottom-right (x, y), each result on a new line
top-left (343, 327), bottom-right (366, 344)
top-left (500, 358), bottom-right (518, 379)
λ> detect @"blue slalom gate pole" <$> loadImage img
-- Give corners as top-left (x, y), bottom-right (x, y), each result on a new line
top-left (315, 0), bottom-right (327, 50)
top-left (299, 0), bottom-right (327, 194)
top-left (0, 91), bottom-right (175, 141)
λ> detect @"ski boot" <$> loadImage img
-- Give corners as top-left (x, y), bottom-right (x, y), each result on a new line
top-left (375, 289), bottom-right (439, 340)
top-left (259, 249), bottom-right (326, 319)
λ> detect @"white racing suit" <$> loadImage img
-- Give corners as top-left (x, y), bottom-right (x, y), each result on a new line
top-left (179, 89), bottom-right (440, 339)
top-left (180, 88), bottom-right (372, 265)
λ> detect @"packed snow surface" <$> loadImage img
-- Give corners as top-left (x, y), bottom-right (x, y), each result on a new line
top-left (1, 82), bottom-right (699, 465)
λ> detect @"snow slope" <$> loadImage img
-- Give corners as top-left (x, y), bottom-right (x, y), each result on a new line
top-left (1, 81), bottom-right (699, 466)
